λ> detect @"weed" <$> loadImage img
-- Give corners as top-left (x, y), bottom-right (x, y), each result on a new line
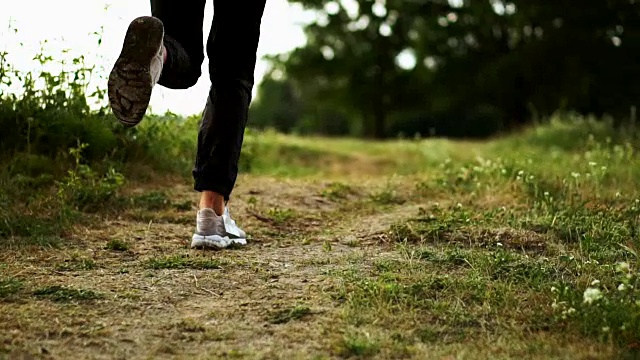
top-left (267, 207), bottom-right (295, 225)
top-left (321, 182), bottom-right (356, 201)
top-left (337, 331), bottom-right (380, 357)
top-left (56, 141), bottom-right (125, 213)
top-left (33, 286), bottom-right (102, 302)
top-left (105, 238), bottom-right (130, 252)
top-left (131, 191), bottom-right (173, 211)
top-left (0, 212), bottom-right (67, 246)
top-left (268, 305), bottom-right (312, 324)
top-left (56, 256), bottom-right (96, 271)
top-left (0, 278), bottom-right (23, 299)
top-left (550, 261), bottom-right (640, 348)
top-left (145, 254), bottom-right (224, 270)
top-left (370, 186), bottom-right (404, 205)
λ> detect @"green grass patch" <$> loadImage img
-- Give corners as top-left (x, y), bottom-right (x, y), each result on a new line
top-left (33, 286), bottom-right (102, 302)
top-left (0, 278), bottom-right (24, 299)
top-left (130, 191), bottom-right (174, 211)
top-left (105, 238), bottom-right (130, 252)
top-left (321, 182), bottom-right (358, 201)
top-left (268, 305), bottom-right (312, 324)
top-left (56, 257), bottom-right (96, 272)
top-left (337, 331), bottom-right (381, 357)
top-left (266, 207), bottom-right (296, 225)
top-left (321, 123), bottom-right (640, 357)
top-left (145, 254), bottom-right (224, 270)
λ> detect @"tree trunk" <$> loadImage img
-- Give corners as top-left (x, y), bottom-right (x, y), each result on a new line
top-left (370, 65), bottom-right (387, 139)
top-left (362, 101), bottom-right (386, 139)
top-left (372, 105), bottom-right (386, 139)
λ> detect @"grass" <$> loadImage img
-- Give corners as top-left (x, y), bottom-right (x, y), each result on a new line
top-left (105, 238), bottom-right (130, 252)
top-left (56, 257), bottom-right (96, 271)
top-left (1, 114), bottom-right (639, 358)
top-left (0, 278), bottom-right (23, 299)
top-left (32, 286), bottom-right (102, 302)
top-left (145, 254), bottom-right (225, 270)
top-left (4, 46), bottom-right (636, 357)
top-left (268, 305), bottom-right (313, 324)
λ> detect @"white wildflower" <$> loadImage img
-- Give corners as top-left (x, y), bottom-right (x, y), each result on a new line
top-left (618, 283), bottom-right (626, 291)
top-left (616, 262), bottom-right (630, 273)
top-left (583, 287), bottom-right (602, 304)
top-left (561, 307), bottom-right (575, 317)
top-left (602, 326), bottom-right (610, 333)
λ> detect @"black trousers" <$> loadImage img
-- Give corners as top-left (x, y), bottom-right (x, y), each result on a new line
top-left (150, 0), bottom-right (266, 201)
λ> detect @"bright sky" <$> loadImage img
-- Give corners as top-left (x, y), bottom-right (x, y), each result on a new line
top-left (0, 0), bottom-right (314, 116)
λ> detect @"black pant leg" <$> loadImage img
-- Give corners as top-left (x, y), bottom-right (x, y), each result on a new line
top-left (150, 0), bottom-right (207, 89)
top-left (192, 0), bottom-right (267, 200)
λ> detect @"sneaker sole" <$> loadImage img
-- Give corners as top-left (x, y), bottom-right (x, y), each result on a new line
top-left (191, 234), bottom-right (247, 249)
top-left (108, 16), bottom-right (164, 127)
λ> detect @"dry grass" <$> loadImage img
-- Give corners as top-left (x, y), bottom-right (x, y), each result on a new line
top-left (1, 129), bottom-right (637, 360)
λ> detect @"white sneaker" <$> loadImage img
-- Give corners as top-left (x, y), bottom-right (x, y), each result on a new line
top-left (108, 16), bottom-right (165, 127)
top-left (191, 207), bottom-right (247, 249)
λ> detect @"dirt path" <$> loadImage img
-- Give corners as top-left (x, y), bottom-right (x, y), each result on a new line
top-left (0, 175), bottom-right (424, 360)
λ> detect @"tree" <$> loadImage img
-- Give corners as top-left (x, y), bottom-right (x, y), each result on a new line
top-left (257, 0), bottom-right (640, 138)
top-left (249, 67), bottom-right (301, 133)
top-left (282, 0), bottom-right (433, 138)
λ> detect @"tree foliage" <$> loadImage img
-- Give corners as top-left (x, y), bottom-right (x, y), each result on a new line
top-left (249, 0), bottom-right (640, 138)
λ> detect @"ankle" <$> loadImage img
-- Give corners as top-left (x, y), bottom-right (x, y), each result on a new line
top-left (199, 191), bottom-right (225, 216)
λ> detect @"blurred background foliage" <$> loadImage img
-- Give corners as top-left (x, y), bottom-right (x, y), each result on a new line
top-left (249, 0), bottom-right (640, 138)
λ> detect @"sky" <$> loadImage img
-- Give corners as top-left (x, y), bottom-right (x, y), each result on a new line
top-left (0, 0), bottom-right (315, 116)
